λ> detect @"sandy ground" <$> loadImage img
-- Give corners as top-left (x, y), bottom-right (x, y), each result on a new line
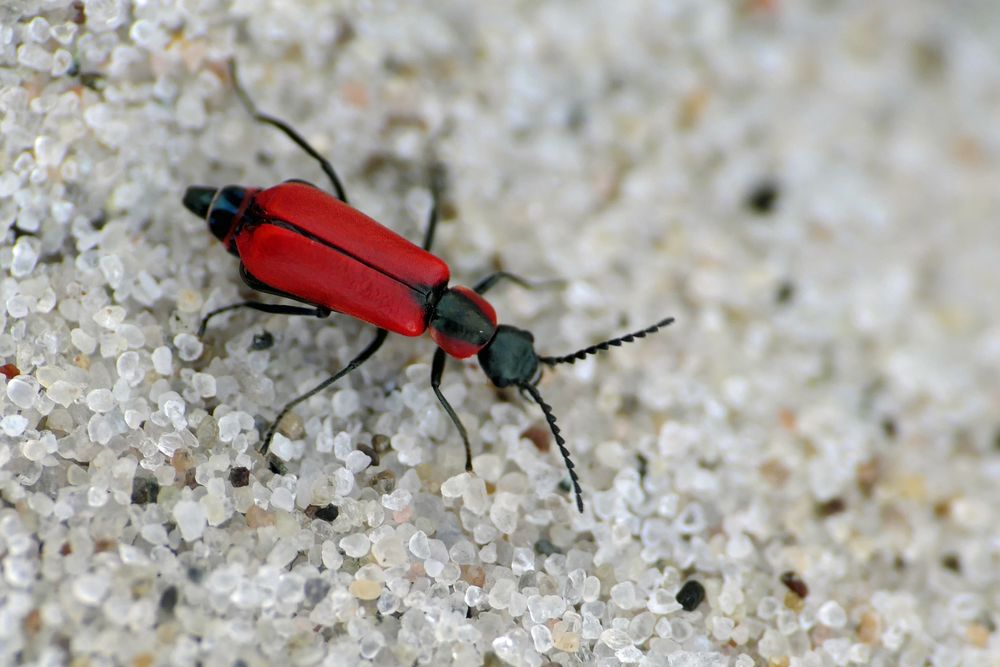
top-left (2, 1), bottom-right (999, 665)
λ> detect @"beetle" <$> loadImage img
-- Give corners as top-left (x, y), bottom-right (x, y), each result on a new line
top-left (183, 64), bottom-right (673, 512)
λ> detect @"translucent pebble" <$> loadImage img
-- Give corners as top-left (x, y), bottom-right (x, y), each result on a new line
top-left (345, 450), bottom-right (371, 473)
top-left (52, 21), bottom-right (77, 44)
top-left (333, 468), bottom-right (354, 495)
top-left (718, 581), bottom-right (743, 614)
top-left (86, 388), bottom-right (115, 412)
top-left (217, 413), bottom-right (242, 442)
top-left (116, 351), bottom-right (142, 386)
top-left (490, 503), bottom-right (518, 534)
top-left (711, 616), bottom-right (735, 641)
top-left (726, 532), bottom-right (754, 560)
top-left (142, 523), bottom-right (168, 547)
top-left (758, 628), bottom-right (789, 659)
top-left (17, 43), bottom-right (52, 71)
top-left (440, 472), bottom-right (470, 498)
top-left (152, 346), bottom-right (172, 375)
top-left (7, 375), bottom-right (39, 409)
top-left (72, 573), bottom-right (110, 605)
top-left (0, 172), bottom-right (22, 197)
top-left (528, 594), bottom-right (566, 622)
top-left (381, 488), bottom-right (412, 511)
top-left (129, 19), bottom-right (168, 50)
top-left (582, 576), bottom-right (601, 602)
top-left (119, 324), bottom-right (145, 348)
top-left (271, 487), bottom-right (295, 512)
top-left (449, 540), bottom-right (476, 564)
top-left (93, 305), bottom-right (126, 329)
top-left (424, 558), bottom-right (444, 577)
top-left (531, 624), bottom-right (554, 653)
top-left (332, 389), bottom-right (359, 418)
top-left (332, 432), bottom-right (353, 460)
top-left (99, 254), bottom-right (124, 287)
top-left (648, 589), bottom-right (681, 614)
top-left (47, 380), bottom-right (81, 407)
top-left (321, 541), bottom-right (343, 570)
top-left (408, 531), bottom-right (430, 559)
top-left (465, 585), bottom-right (484, 607)
top-left (511, 547), bottom-right (535, 575)
top-left (463, 477), bottom-right (489, 515)
top-left (488, 577), bottom-right (515, 608)
top-left (817, 600), bottom-right (847, 628)
top-left (7, 295), bottom-right (30, 318)
top-left (675, 502), bottom-right (706, 534)
top-left (173, 499), bottom-right (207, 541)
top-left (192, 372), bottom-right (216, 398)
top-left (823, 638), bottom-right (851, 664)
top-left (11, 237), bottom-right (40, 277)
top-left (349, 579), bottom-right (382, 600)
top-left (34, 135), bottom-right (67, 168)
top-left (600, 628), bottom-right (634, 650)
top-left (474, 453), bottom-right (503, 480)
top-left (27, 17), bottom-right (51, 42)
top-left (340, 533), bottom-right (370, 558)
top-left (71, 329), bottom-right (97, 354)
top-left (616, 646), bottom-right (643, 663)
top-left (611, 581), bottom-right (638, 609)
top-left (23, 435), bottom-right (55, 461)
top-left (359, 631), bottom-right (385, 659)
top-left (372, 534), bottom-right (407, 567)
top-left (554, 631), bottom-right (580, 652)
top-left (173, 333), bottom-right (204, 361)
top-left (51, 49), bottom-right (73, 76)
top-left (1, 414), bottom-right (28, 436)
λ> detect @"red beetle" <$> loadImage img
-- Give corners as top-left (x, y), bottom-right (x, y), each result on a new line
top-left (184, 65), bottom-right (673, 512)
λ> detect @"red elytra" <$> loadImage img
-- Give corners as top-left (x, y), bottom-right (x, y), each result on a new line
top-left (237, 183), bottom-right (454, 340)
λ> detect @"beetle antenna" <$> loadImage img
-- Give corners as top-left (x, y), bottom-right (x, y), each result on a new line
top-left (539, 317), bottom-right (674, 366)
top-left (520, 382), bottom-right (584, 513)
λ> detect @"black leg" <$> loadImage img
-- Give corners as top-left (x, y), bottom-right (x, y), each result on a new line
top-left (421, 169), bottom-right (443, 251)
top-left (473, 271), bottom-right (563, 295)
top-left (261, 328), bottom-right (389, 454)
top-left (199, 301), bottom-right (330, 337)
top-left (229, 60), bottom-right (349, 203)
top-left (431, 348), bottom-right (473, 471)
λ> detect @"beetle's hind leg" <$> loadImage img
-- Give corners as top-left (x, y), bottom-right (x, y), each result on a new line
top-left (261, 328), bottom-right (389, 454)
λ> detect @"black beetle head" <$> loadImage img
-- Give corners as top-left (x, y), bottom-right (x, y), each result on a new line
top-left (182, 186), bottom-right (216, 219)
top-left (183, 185), bottom-right (248, 244)
top-left (477, 325), bottom-right (538, 388)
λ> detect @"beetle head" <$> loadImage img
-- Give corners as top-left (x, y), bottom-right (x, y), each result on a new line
top-left (183, 185), bottom-right (249, 247)
top-left (477, 325), bottom-right (539, 388)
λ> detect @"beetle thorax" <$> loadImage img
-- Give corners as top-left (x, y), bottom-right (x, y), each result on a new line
top-left (428, 286), bottom-right (498, 359)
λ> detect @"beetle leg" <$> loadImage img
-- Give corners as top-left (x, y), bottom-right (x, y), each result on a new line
top-left (198, 301), bottom-right (331, 338)
top-left (228, 60), bottom-right (349, 204)
top-left (430, 348), bottom-right (473, 471)
top-left (261, 328), bottom-right (389, 454)
top-left (421, 165), bottom-right (446, 251)
top-left (473, 271), bottom-right (564, 295)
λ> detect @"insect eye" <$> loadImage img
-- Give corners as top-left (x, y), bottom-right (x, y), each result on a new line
top-left (207, 186), bottom-right (248, 241)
